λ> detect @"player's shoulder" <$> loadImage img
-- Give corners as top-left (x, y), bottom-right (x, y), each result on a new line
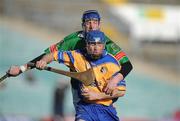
top-left (104, 35), bottom-right (122, 52)
top-left (104, 53), bottom-right (119, 65)
top-left (69, 49), bottom-right (83, 55)
top-left (103, 34), bottom-right (114, 43)
top-left (73, 49), bottom-right (85, 56)
top-left (104, 34), bottom-right (111, 41)
top-left (63, 30), bottom-right (83, 41)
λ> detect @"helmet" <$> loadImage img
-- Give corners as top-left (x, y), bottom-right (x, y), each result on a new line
top-left (85, 30), bottom-right (106, 44)
top-left (82, 10), bottom-right (101, 22)
top-left (85, 30), bottom-right (106, 60)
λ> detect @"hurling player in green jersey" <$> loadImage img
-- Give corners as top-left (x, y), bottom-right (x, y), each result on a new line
top-left (8, 10), bottom-right (133, 103)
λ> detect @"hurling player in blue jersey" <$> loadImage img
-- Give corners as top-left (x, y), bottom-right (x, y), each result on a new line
top-left (36, 30), bottom-right (126, 121)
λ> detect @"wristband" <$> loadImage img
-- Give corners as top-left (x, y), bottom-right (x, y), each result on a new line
top-left (20, 65), bottom-right (26, 72)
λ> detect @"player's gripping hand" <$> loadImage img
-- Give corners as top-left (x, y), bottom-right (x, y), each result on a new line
top-left (81, 88), bottom-right (100, 101)
top-left (7, 66), bottom-right (21, 77)
top-left (36, 60), bottom-right (47, 70)
top-left (103, 73), bottom-right (124, 96)
top-left (103, 78), bottom-right (117, 96)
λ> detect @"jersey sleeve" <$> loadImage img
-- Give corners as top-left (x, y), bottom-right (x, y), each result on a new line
top-left (105, 35), bottom-right (133, 78)
top-left (44, 31), bottom-right (82, 54)
top-left (116, 80), bottom-right (126, 91)
top-left (105, 36), bottom-right (129, 64)
top-left (53, 51), bottom-right (75, 68)
top-left (44, 39), bottom-right (71, 54)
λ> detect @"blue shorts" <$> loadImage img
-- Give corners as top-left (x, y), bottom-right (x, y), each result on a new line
top-left (75, 102), bottom-right (120, 121)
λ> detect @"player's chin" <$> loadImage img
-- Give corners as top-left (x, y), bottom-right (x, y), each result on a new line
top-left (91, 54), bottom-right (102, 60)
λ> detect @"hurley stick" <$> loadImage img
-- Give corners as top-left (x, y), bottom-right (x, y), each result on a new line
top-left (0, 73), bottom-right (9, 84)
top-left (28, 63), bottom-right (95, 86)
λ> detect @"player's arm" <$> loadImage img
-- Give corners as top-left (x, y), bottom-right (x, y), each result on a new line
top-left (7, 53), bottom-right (46, 76)
top-left (105, 36), bottom-right (133, 78)
top-left (98, 89), bottom-right (125, 100)
top-left (32, 38), bottom-right (71, 69)
top-left (103, 36), bottom-right (133, 94)
top-left (7, 35), bottom-right (71, 76)
top-left (8, 32), bottom-right (81, 77)
top-left (36, 50), bottom-right (75, 70)
top-left (82, 87), bottom-right (126, 101)
top-left (103, 72), bottom-right (123, 94)
top-left (35, 53), bottom-right (55, 69)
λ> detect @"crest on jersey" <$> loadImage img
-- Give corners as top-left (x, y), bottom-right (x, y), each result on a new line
top-left (111, 43), bottom-right (119, 52)
top-left (100, 66), bottom-right (107, 74)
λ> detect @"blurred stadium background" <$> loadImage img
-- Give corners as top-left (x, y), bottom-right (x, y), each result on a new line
top-left (0, 0), bottom-right (180, 121)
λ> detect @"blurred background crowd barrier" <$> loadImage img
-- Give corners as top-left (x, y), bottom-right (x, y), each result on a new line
top-left (0, 0), bottom-right (180, 121)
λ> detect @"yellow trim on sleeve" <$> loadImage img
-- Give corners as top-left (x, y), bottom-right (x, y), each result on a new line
top-left (116, 86), bottom-right (126, 91)
top-left (53, 51), bottom-right (59, 61)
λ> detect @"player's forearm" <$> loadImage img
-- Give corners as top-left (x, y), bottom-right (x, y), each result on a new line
top-left (8, 53), bottom-right (51, 76)
top-left (41, 53), bottom-right (54, 64)
top-left (35, 53), bottom-right (54, 69)
top-left (29, 53), bottom-right (46, 64)
top-left (97, 90), bottom-right (125, 100)
top-left (20, 53), bottom-right (46, 72)
top-left (113, 73), bottom-right (124, 84)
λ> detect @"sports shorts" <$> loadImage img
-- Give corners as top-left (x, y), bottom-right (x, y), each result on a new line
top-left (75, 102), bottom-right (120, 121)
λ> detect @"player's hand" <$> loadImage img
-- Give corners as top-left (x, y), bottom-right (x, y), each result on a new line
top-left (7, 66), bottom-right (21, 77)
top-left (103, 78), bottom-right (116, 96)
top-left (36, 60), bottom-right (47, 70)
top-left (103, 73), bottom-right (123, 96)
top-left (81, 87), bottom-right (99, 101)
